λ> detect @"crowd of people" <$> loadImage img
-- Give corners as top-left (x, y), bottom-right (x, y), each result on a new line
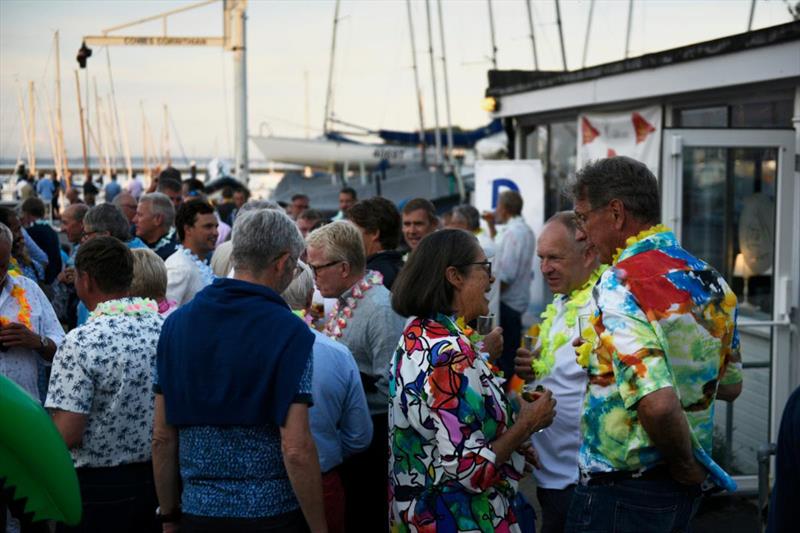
top-left (1, 155), bottom-right (797, 533)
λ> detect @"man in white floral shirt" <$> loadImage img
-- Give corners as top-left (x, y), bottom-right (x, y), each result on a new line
top-left (0, 223), bottom-right (63, 402)
top-left (165, 199), bottom-right (218, 306)
top-left (46, 236), bottom-right (164, 532)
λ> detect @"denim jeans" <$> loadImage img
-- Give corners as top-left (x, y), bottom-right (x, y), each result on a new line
top-left (564, 477), bottom-right (701, 533)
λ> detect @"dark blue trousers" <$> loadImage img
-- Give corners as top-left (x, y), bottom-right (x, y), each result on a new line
top-left (565, 477), bottom-right (701, 533)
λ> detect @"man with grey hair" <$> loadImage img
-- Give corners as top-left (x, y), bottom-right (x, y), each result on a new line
top-left (210, 199), bottom-right (281, 277)
top-left (0, 222), bottom-right (64, 403)
top-left (152, 209), bottom-right (327, 531)
top-left (513, 211), bottom-right (600, 533)
top-left (306, 219), bottom-right (404, 532)
top-left (134, 192), bottom-right (177, 261)
top-left (564, 156), bottom-right (741, 532)
top-left (281, 261), bottom-right (373, 532)
top-left (83, 203), bottom-right (147, 249)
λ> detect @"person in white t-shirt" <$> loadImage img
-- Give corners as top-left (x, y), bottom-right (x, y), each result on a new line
top-left (514, 211), bottom-right (601, 533)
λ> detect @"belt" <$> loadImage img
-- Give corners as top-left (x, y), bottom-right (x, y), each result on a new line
top-left (580, 464), bottom-right (671, 486)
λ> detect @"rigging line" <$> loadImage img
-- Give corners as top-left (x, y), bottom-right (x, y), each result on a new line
top-left (167, 108), bottom-right (190, 166)
top-left (220, 50), bottom-right (232, 159)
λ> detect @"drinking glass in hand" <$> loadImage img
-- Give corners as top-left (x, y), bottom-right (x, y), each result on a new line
top-left (477, 314), bottom-right (494, 335)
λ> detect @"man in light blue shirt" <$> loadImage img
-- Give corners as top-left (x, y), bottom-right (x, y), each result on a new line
top-left (281, 260), bottom-right (373, 532)
top-left (36, 174), bottom-right (56, 204)
top-left (104, 174), bottom-right (122, 203)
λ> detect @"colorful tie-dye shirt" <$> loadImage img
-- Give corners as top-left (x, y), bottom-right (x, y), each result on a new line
top-left (389, 314), bottom-right (525, 533)
top-left (581, 229), bottom-right (741, 475)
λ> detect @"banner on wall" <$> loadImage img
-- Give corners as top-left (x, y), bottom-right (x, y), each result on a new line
top-left (576, 106), bottom-right (662, 173)
top-left (474, 160), bottom-right (546, 320)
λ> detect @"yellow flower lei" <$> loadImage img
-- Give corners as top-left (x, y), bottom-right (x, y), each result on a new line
top-left (611, 224), bottom-right (672, 265)
top-left (535, 264), bottom-right (608, 377)
top-left (0, 271), bottom-right (33, 329)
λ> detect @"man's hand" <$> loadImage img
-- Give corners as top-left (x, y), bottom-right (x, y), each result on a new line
top-left (57, 267), bottom-right (76, 285)
top-left (482, 326), bottom-right (503, 362)
top-left (517, 389), bottom-right (557, 435)
top-left (0, 322), bottom-right (42, 350)
top-left (518, 441), bottom-right (542, 473)
top-left (669, 458), bottom-right (707, 486)
top-left (514, 346), bottom-right (540, 382)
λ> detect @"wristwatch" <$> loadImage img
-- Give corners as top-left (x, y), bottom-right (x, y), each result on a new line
top-left (155, 506), bottom-right (182, 523)
top-left (39, 336), bottom-right (48, 350)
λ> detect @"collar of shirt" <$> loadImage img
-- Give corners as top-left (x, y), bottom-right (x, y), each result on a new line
top-left (616, 229), bottom-right (677, 264)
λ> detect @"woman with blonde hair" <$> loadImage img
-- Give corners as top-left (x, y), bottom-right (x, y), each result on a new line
top-left (130, 248), bottom-right (177, 316)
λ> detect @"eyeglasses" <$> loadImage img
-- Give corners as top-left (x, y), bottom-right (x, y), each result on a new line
top-left (308, 260), bottom-right (342, 277)
top-left (574, 204), bottom-right (607, 229)
top-left (80, 230), bottom-right (100, 242)
top-left (453, 260), bottom-right (492, 277)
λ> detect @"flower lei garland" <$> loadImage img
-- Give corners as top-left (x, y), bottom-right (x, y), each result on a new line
top-left (611, 224), bottom-right (672, 265)
top-left (324, 270), bottom-right (384, 338)
top-left (572, 224), bottom-right (673, 369)
top-left (88, 297), bottom-right (159, 321)
top-left (152, 228), bottom-right (176, 254)
top-left (177, 244), bottom-right (216, 286)
top-left (0, 271), bottom-right (32, 329)
top-left (535, 264), bottom-right (608, 377)
top-left (292, 309), bottom-right (315, 327)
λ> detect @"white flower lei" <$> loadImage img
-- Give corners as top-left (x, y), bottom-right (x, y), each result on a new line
top-left (177, 244), bottom-right (216, 286)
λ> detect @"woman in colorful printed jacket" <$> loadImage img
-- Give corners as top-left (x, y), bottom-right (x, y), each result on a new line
top-left (389, 229), bottom-right (557, 533)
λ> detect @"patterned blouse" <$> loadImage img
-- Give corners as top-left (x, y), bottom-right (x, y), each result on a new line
top-left (389, 314), bottom-right (525, 533)
top-left (45, 298), bottom-right (164, 468)
top-left (582, 229), bottom-right (741, 475)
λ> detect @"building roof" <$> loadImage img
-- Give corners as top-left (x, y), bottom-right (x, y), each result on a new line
top-left (486, 21), bottom-right (800, 98)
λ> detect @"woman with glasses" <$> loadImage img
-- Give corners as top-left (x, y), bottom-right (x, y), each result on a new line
top-left (389, 229), bottom-right (557, 533)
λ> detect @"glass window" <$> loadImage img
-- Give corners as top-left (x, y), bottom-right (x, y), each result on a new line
top-left (524, 125), bottom-right (548, 163)
top-left (731, 99), bottom-right (794, 128)
top-left (678, 106), bottom-right (728, 128)
top-left (546, 121), bottom-right (577, 218)
top-left (681, 146), bottom-right (777, 316)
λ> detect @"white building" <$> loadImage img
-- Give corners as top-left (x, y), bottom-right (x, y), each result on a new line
top-left (486, 21), bottom-right (799, 490)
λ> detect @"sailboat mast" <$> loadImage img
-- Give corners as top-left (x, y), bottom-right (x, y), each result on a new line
top-left (424, 0), bottom-right (441, 166)
top-left (29, 81), bottom-right (36, 177)
top-left (624, 0), bottom-right (634, 59)
top-left (322, 0), bottom-right (341, 135)
top-left (405, 0), bottom-right (427, 166)
top-left (54, 30), bottom-right (67, 179)
top-left (16, 84), bottom-right (33, 176)
top-left (436, 0), bottom-right (454, 162)
top-left (74, 70), bottom-right (89, 183)
top-left (582, 0), bottom-right (595, 68)
top-left (555, 0), bottom-right (567, 70)
top-left (525, 0), bottom-right (539, 70)
top-left (487, 0), bottom-right (498, 69)
top-left (164, 104), bottom-right (171, 166)
top-left (230, 0), bottom-right (248, 183)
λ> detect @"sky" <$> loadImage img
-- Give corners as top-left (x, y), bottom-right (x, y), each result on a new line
top-left (0, 0), bottom-right (795, 164)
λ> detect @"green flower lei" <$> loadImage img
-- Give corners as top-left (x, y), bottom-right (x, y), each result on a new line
top-left (89, 297), bottom-right (159, 321)
top-left (533, 264), bottom-right (608, 377)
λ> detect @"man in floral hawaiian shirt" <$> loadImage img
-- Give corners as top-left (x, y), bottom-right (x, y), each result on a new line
top-left (46, 236), bottom-right (164, 532)
top-left (563, 156), bottom-right (742, 533)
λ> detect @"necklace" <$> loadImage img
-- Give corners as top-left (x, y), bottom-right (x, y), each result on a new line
top-left (152, 228), bottom-right (175, 254)
top-left (453, 315), bottom-right (504, 376)
top-left (177, 244), bottom-right (216, 286)
top-left (611, 224), bottom-right (672, 265)
top-left (89, 297), bottom-right (159, 321)
top-left (324, 270), bottom-right (383, 338)
top-left (0, 272), bottom-right (32, 329)
top-left (535, 265), bottom-right (608, 376)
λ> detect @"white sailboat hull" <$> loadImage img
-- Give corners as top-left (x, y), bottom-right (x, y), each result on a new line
top-left (250, 135), bottom-right (420, 169)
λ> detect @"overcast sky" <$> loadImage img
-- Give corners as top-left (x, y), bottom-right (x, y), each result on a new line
top-left (0, 0), bottom-right (794, 163)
